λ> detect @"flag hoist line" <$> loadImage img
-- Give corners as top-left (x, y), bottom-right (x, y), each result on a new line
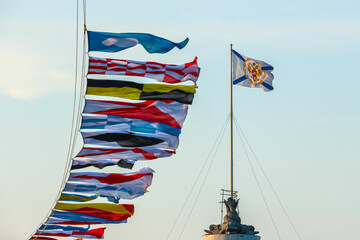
top-left (28, 0), bottom-right (88, 239)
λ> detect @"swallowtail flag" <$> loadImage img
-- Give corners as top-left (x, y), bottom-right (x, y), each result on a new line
top-left (88, 31), bottom-right (189, 54)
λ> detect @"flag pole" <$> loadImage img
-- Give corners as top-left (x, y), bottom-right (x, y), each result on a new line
top-left (230, 44), bottom-right (234, 198)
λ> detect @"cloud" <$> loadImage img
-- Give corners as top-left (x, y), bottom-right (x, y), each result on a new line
top-left (0, 48), bottom-right (73, 100)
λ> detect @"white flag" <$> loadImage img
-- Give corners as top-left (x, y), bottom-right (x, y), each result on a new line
top-left (232, 49), bottom-right (274, 91)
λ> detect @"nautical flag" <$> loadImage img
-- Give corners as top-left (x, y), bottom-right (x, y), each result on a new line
top-left (88, 57), bottom-right (200, 84)
top-left (86, 79), bottom-right (196, 104)
top-left (35, 227), bottom-right (105, 239)
top-left (83, 99), bottom-right (188, 129)
top-left (81, 130), bottom-right (179, 150)
top-left (75, 147), bottom-right (175, 160)
top-left (81, 115), bottom-right (181, 137)
top-left (88, 31), bottom-right (189, 54)
top-left (46, 210), bottom-right (128, 225)
top-left (65, 168), bottom-right (154, 200)
top-left (63, 182), bottom-right (148, 200)
top-left (66, 168), bottom-right (154, 202)
top-left (59, 193), bottom-right (99, 202)
top-left (71, 158), bottom-right (135, 170)
top-left (68, 167), bottom-right (154, 185)
top-left (30, 237), bottom-right (58, 240)
top-left (54, 202), bottom-right (134, 221)
top-left (38, 224), bottom-right (90, 232)
top-left (232, 49), bottom-right (274, 91)
top-left (54, 202), bottom-right (134, 214)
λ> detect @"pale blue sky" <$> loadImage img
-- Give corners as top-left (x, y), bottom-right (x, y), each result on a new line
top-left (0, 0), bottom-right (359, 240)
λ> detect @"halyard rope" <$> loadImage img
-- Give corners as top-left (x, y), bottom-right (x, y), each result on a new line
top-left (233, 118), bottom-right (282, 240)
top-left (234, 117), bottom-right (302, 240)
top-left (28, 0), bottom-right (86, 238)
top-left (176, 116), bottom-right (230, 240)
top-left (166, 116), bottom-right (229, 240)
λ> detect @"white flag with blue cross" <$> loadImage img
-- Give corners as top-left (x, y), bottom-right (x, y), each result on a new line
top-left (232, 49), bottom-right (274, 92)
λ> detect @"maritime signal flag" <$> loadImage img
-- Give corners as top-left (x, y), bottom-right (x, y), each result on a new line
top-left (88, 56), bottom-right (200, 84)
top-left (86, 78), bottom-right (196, 104)
top-left (88, 31), bottom-right (189, 54)
top-left (29, 27), bottom-right (199, 240)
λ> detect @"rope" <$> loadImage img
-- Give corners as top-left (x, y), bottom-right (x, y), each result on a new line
top-left (233, 118), bottom-right (282, 240)
top-left (27, 0), bottom-right (85, 238)
top-left (70, 0), bottom-right (87, 160)
top-left (70, 28), bottom-right (87, 160)
top-left (234, 117), bottom-right (303, 240)
top-left (176, 116), bottom-right (229, 240)
top-left (166, 116), bottom-right (229, 240)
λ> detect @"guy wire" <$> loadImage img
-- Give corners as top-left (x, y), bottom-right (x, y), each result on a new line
top-left (234, 117), bottom-right (302, 240)
top-left (233, 117), bottom-right (282, 240)
top-left (177, 115), bottom-right (230, 240)
top-left (166, 115), bottom-right (229, 240)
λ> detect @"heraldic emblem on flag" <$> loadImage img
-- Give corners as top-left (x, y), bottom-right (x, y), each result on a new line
top-left (232, 49), bottom-right (274, 92)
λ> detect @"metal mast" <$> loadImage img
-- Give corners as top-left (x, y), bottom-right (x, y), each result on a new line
top-left (229, 44), bottom-right (234, 198)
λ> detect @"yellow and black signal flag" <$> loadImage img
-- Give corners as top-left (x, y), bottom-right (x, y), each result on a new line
top-left (86, 79), bottom-right (197, 104)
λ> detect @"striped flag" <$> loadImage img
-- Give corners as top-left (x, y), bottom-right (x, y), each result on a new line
top-left (63, 182), bottom-right (148, 200)
top-left (38, 225), bottom-right (90, 232)
top-left (81, 130), bottom-right (179, 150)
top-left (54, 202), bottom-right (134, 221)
top-left (86, 79), bottom-right (196, 104)
top-left (83, 99), bottom-right (188, 129)
top-left (88, 57), bottom-right (200, 84)
top-left (81, 115), bottom-right (181, 137)
top-left (75, 147), bottom-right (175, 160)
top-left (46, 210), bottom-right (128, 225)
top-left (59, 193), bottom-right (99, 202)
top-left (68, 167), bottom-right (154, 184)
top-left (65, 168), bottom-right (154, 200)
top-left (35, 227), bottom-right (105, 239)
top-left (30, 237), bottom-right (58, 240)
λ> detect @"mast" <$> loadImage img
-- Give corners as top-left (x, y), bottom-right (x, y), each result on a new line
top-left (229, 44), bottom-right (234, 198)
top-left (204, 45), bottom-right (261, 239)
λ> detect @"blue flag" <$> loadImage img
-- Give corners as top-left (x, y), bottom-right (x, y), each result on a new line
top-left (88, 31), bottom-right (189, 53)
top-left (46, 210), bottom-right (127, 224)
top-left (38, 224), bottom-right (90, 232)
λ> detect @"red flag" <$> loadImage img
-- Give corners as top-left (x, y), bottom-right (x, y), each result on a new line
top-left (88, 56), bottom-right (200, 84)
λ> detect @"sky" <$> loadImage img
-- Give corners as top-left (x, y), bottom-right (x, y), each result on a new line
top-left (0, 0), bottom-right (360, 240)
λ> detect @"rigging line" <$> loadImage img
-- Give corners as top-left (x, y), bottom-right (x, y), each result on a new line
top-left (29, 1), bottom-right (87, 238)
top-left (70, 28), bottom-right (87, 160)
top-left (177, 115), bottom-right (230, 240)
top-left (234, 118), bottom-right (303, 240)
top-left (58, 0), bottom-right (87, 202)
top-left (166, 116), bottom-right (230, 240)
top-left (233, 118), bottom-right (282, 240)
top-left (27, 0), bottom-right (82, 239)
